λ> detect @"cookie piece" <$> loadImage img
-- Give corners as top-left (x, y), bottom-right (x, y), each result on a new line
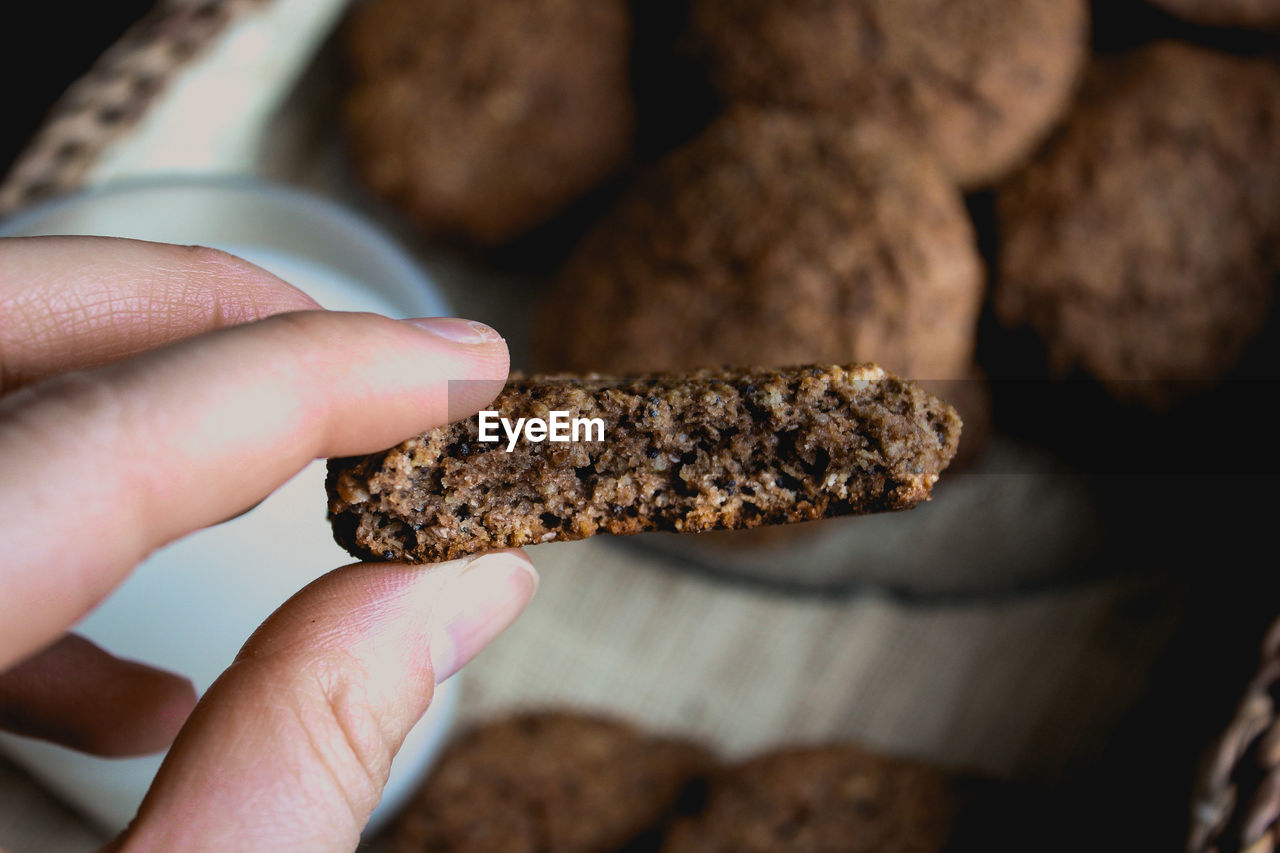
top-left (662, 746), bottom-right (960, 853)
top-left (327, 365), bottom-right (961, 563)
top-left (536, 108), bottom-right (983, 387)
top-left (918, 369), bottom-right (991, 472)
top-left (344, 0), bottom-right (634, 246)
top-left (687, 0), bottom-right (1088, 189)
top-left (995, 42), bottom-right (1280, 409)
top-left (396, 712), bottom-right (714, 853)
top-left (1148, 0), bottom-right (1280, 28)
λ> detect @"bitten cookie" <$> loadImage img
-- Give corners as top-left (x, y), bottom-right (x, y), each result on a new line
top-left (327, 365), bottom-right (961, 563)
top-left (343, 0), bottom-right (634, 246)
top-left (687, 0), bottom-right (1088, 189)
top-left (661, 746), bottom-right (960, 853)
top-left (536, 108), bottom-right (983, 387)
top-left (395, 712), bottom-right (714, 853)
top-left (1148, 0), bottom-right (1280, 28)
top-left (996, 42), bottom-right (1280, 409)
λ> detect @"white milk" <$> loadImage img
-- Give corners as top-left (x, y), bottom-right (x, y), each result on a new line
top-left (0, 179), bottom-right (458, 835)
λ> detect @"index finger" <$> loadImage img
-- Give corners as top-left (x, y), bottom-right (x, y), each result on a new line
top-left (0, 310), bottom-right (508, 667)
top-left (0, 236), bottom-right (321, 392)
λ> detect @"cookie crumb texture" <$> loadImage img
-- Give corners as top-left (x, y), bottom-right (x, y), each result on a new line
top-left (395, 712), bottom-right (713, 853)
top-left (327, 365), bottom-right (961, 562)
top-left (661, 746), bottom-right (959, 853)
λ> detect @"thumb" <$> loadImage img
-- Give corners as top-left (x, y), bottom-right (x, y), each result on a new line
top-left (110, 550), bottom-right (537, 851)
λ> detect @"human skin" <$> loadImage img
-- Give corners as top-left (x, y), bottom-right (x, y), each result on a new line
top-left (0, 236), bottom-right (538, 850)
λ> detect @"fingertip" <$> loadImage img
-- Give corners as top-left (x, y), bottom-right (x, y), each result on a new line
top-left (401, 317), bottom-right (504, 346)
top-left (0, 635), bottom-right (199, 758)
top-left (83, 679), bottom-right (196, 758)
top-left (428, 550), bottom-right (538, 684)
top-left (0, 308), bottom-right (516, 666)
top-left (446, 374), bottom-right (509, 423)
top-left (477, 548), bottom-right (539, 595)
top-left (71, 662), bottom-right (198, 758)
top-left (138, 672), bottom-right (199, 755)
top-left (112, 550), bottom-right (537, 848)
top-left (397, 316), bottom-right (512, 421)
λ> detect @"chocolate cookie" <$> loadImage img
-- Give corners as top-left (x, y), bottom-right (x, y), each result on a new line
top-left (344, 0), bottom-right (634, 246)
top-left (687, 0), bottom-right (1088, 189)
top-left (536, 108), bottom-right (983, 387)
top-left (327, 365), bottom-right (961, 563)
top-left (995, 42), bottom-right (1280, 409)
top-left (661, 746), bottom-right (960, 853)
top-left (396, 712), bottom-right (714, 853)
top-left (1148, 0), bottom-right (1280, 28)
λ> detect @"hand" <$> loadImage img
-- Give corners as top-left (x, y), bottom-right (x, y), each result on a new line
top-left (0, 236), bottom-right (538, 849)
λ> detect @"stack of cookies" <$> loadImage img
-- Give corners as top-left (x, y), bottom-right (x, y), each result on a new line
top-left (525, 0), bottom-right (1095, 461)
top-left (342, 0), bottom-right (1280, 422)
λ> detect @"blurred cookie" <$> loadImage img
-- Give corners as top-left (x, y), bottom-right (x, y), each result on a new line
top-left (536, 108), bottom-right (983, 389)
top-left (995, 42), bottom-right (1280, 409)
top-left (344, 0), bottom-right (635, 246)
top-left (662, 746), bottom-right (960, 852)
top-left (1148, 0), bottom-right (1280, 27)
top-left (396, 712), bottom-right (714, 853)
top-left (687, 0), bottom-right (1088, 189)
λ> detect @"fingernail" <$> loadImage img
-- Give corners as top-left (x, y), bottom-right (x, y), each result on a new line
top-left (404, 317), bottom-right (503, 345)
top-left (429, 553), bottom-right (538, 683)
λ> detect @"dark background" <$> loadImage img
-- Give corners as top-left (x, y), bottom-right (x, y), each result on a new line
top-left (2, 2), bottom-right (1277, 849)
top-left (0, 2), bottom-right (152, 175)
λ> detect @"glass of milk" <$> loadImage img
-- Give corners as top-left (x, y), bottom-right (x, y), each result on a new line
top-left (0, 177), bottom-right (459, 836)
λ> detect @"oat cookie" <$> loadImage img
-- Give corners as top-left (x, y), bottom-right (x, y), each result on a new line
top-left (995, 42), bottom-right (1280, 409)
top-left (661, 746), bottom-right (960, 853)
top-left (327, 365), bottom-right (962, 563)
top-left (395, 712), bottom-right (713, 853)
top-left (535, 108), bottom-right (983, 388)
top-left (344, 0), bottom-right (635, 246)
top-left (687, 0), bottom-right (1088, 188)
